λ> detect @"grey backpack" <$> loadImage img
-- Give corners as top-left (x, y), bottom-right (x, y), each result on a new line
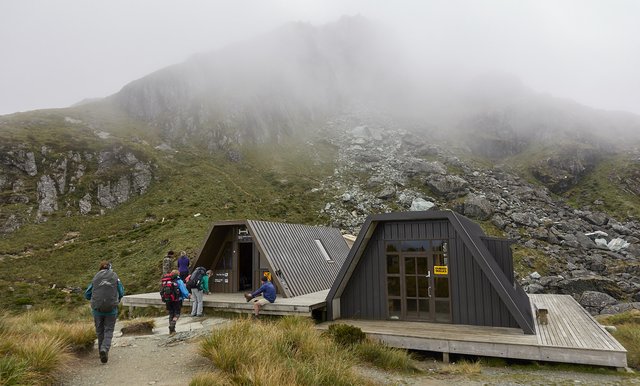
top-left (91, 269), bottom-right (119, 313)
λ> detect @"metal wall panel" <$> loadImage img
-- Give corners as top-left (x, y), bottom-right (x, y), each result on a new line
top-left (482, 238), bottom-right (515, 285)
top-left (449, 233), bottom-right (518, 328)
top-left (339, 218), bottom-right (518, 328)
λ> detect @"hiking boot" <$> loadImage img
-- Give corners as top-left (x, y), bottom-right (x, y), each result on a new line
top-left (196, 314), bottom-right (203, 317)
top-left (252, 314), bottom-right (259, 320)
top-left (99, 350), bottom-right (108, 364)
top-left (169, 326), bottom-right (175, 335)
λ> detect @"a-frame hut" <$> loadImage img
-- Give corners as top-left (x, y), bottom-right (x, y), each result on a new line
top-left (192, 220), bottom-right (350, 298)
top-left (326, 210), bottom-right (535, 334)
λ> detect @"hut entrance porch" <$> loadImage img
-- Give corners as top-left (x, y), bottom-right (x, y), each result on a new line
top-left (386, 240), bottom-right (451, 323)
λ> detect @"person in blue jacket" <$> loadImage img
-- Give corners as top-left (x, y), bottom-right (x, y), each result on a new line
top-left (246, 275), bottom-right (276, 319)
top-left (166, 269), bottom-right (190, 335)
top-left (85, 261), bottom-right (125, 364)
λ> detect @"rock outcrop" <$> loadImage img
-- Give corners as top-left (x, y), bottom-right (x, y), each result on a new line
top-left (0, 142), bottom-right (155, 234)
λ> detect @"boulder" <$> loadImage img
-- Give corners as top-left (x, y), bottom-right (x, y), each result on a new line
top-left (578, 291), bottom-right (618, 312)
top-left (527, 283), bottom-right (544, 293)
top-left (576, 233), bottom-right (596, 249)
top-left (425, 175), bottom-right (469, 196)
top-left (510, 212), bottom-right (538, 227)
top-left (608, 238), bottom-right (630, 251)
top-left (376, 186), bottom-right (396, 200)
top-left (600, 302), bottom-right (640, 315)
top-left (463, 194), bottom-right (493, 220)
top-left (410, 198), bottom-right (435, 211)
top-left (557, 275), bottom-right (624, 299)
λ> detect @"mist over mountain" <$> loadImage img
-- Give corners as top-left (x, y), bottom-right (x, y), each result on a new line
top-left (103, 15), bottom-right (640, 155)
top-left (110, 16), bottom-right (403, 148)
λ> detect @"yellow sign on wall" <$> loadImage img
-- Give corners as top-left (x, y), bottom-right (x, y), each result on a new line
top-left (434, 266), bottom-right (448, 275)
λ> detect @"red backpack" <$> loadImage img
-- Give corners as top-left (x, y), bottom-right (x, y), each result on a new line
top-left (160, 274), bottom-right (181, 302)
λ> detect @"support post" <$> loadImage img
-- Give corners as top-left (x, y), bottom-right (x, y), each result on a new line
top-left (442, 352), bottom-right (450, 364)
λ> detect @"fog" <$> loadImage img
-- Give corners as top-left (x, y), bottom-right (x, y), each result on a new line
top-left (1, 0), bottom-right (639, 116)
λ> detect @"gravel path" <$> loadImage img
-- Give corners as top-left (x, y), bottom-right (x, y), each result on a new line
top-left (61, 316), bottom-right (229, 386)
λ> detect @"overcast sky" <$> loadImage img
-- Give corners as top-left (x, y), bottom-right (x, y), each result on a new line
top-left (1, 0), bottom-right (639, 115)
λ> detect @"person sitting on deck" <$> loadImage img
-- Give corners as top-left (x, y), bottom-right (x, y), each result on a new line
top-left (244, 275), bottom-right (276, 319)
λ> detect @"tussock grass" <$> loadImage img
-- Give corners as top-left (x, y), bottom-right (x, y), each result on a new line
top-left (612, 324), bottom-right (640, 369)
top-left (198, 317), bottom-right (420, 385)
top-left (199, 316), bottom-right (369, 385)
top-left (0, 309), bottom-right (95, 384)
top-left (42, 322), bottom-right (96, 351)
top-left (598, 310), bottom-right (640, 369)
top-left (440, 359), bottom-right (482, 374)
top-left (0, 356), bottom-right (33, 386)
top-left (599, 309), bottom-right (640, 326)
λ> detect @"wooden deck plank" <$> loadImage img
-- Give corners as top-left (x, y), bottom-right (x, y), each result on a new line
top-left (559, 296), bottom-right (604, 349)
top-left (319, 294), bottom-right (627, 368)
top-left (121, 290), bottom-right (329, 317)
top-left (549, 295), bottom-right (584, 348)
top-left (565, 295), bottom-right (625, 351)
top-left (555, 295), bottom-right (616, 350)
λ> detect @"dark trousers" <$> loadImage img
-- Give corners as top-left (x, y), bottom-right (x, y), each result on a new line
top-left (93, 314), bottom-right (117, 353)
top-left (166, 300), bottom-right (182, 331)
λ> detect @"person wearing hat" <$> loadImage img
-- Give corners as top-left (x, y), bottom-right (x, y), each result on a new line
top-left (244, 275), bottom-right (276, 318)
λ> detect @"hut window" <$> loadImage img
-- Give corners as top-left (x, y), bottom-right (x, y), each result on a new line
top-left (315, 240), bottom-right (333, 262)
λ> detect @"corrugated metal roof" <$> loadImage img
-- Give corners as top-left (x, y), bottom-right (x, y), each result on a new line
top-left (248, 220), bottom-right (350, 297)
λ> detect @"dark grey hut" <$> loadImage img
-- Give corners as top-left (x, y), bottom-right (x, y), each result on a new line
top-left (191, 220), bottom-right (350, 298)
top-left (326, 210), bottom-right (535, 334)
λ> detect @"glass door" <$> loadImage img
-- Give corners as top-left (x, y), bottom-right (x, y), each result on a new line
top-left (404, 255), bottom-right (432, 320)
top-left (386, 240), bottom-right (451, 323)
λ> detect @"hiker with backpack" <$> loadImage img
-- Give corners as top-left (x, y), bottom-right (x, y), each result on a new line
top-left (84, 260), bottom-right (125, 364)
top-left (160, 269), bottom-right (190, 335)
top-left (187, 266), bottom-right (208, 317)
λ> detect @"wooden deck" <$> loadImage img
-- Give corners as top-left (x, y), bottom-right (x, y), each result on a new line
top-left (121, 290), bottom-right (328, 317)
top-left (317, 294), bottom-right (627, 368)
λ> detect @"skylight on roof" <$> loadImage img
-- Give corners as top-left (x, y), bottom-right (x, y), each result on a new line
top-left (315, 239), bottom-right (333, 262)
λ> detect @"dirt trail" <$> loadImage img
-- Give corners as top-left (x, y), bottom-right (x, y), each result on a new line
top-left (62, 316), bottom-right (228, 386)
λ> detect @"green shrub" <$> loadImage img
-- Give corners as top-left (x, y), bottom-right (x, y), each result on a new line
top-left (439, 359), bottom-right (482, 374)
top-left (325, 323), bottom-right (367, 346)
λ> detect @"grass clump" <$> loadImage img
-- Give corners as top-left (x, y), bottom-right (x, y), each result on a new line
top-left (598, 310), bottom-right (640, 369)
top-left (0, 308), bottom-right (95, 384)
top-left (612, 325), bottom-right (640, 369)
top-left (439, 359), bottom-right (482, 374)
top-left (198, 316), bottom-right (368, 385)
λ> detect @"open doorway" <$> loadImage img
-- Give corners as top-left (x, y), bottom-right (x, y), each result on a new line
top-left (238, 242), bottom-right (253, 291)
